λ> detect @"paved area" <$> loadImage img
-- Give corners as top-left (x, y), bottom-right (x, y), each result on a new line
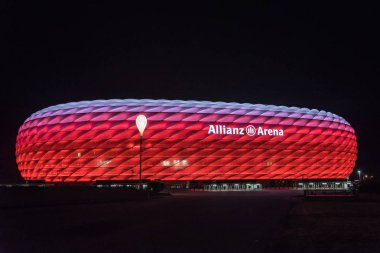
top-left (0, 190), bottom-right (300, 253)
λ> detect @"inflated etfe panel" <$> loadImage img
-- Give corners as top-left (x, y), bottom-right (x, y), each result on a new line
top-left (16, 99), bottom-right (357, 182)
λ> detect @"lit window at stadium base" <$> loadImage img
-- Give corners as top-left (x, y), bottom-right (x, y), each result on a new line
top-left (16, 99), bottom-right (357, 182)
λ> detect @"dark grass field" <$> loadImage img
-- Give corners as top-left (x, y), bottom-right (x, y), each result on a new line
top-left (1, 187), bottom-right (380, 253)
top-left (274, 192), bottom-right (380, 253)
top-left (0, 188), bottom-right (298, 253)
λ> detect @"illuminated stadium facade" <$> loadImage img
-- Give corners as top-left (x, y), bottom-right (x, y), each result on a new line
top-left (16, 99), bottom-right (357, 183)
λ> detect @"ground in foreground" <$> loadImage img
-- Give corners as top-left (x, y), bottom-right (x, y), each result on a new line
top-left (274, 193), bottom-right (380, 253)
top-left (0, 190), bottom-right (297, 253)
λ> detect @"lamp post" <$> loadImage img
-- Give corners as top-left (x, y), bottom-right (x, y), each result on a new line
top-left (136, 115), bottom-right (147, 190)
top-left (357, 170), bottom-right (361, 182)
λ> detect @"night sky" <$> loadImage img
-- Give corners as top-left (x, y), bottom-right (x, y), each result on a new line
top-left (1, 2), bottom-right (379, 182)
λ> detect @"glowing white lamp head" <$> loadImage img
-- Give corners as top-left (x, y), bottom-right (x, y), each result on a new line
top-left (136, 114), bottom-right (147, 136)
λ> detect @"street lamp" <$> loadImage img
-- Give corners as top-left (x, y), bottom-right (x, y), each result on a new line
top-left (136, 114), bottom-right (147, 190)
top-left (357, 170), bottom-right (361, 182)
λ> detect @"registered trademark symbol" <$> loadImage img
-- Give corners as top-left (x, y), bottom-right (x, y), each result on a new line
top-left (246, 125), bottom-right (256, 136)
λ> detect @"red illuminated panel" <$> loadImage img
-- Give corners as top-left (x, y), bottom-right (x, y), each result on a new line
top-left (16, 99), bottom-right (357, 182)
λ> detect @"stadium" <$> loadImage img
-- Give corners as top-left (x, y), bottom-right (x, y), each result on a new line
top-left (15, 99), bottom-right (357, 189)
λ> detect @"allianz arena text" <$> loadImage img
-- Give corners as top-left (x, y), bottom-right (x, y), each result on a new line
top-left (16, 99), bottom-right (357, 182)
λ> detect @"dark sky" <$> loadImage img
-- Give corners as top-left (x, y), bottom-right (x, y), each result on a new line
top-left (1, 1), bottom-right (379, 182)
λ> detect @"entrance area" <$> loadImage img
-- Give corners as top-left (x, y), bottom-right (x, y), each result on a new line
top-left (293, 181), bottom-right (352, 190)
top-left (204, 183), bottom-right (262, 191)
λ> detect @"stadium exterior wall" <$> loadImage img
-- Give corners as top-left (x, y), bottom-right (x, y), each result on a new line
top-left (16, 99), bottom-right (357, 182)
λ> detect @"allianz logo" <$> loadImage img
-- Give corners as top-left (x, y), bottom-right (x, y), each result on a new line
top-left (208, 125), bottom-right (284, 136)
